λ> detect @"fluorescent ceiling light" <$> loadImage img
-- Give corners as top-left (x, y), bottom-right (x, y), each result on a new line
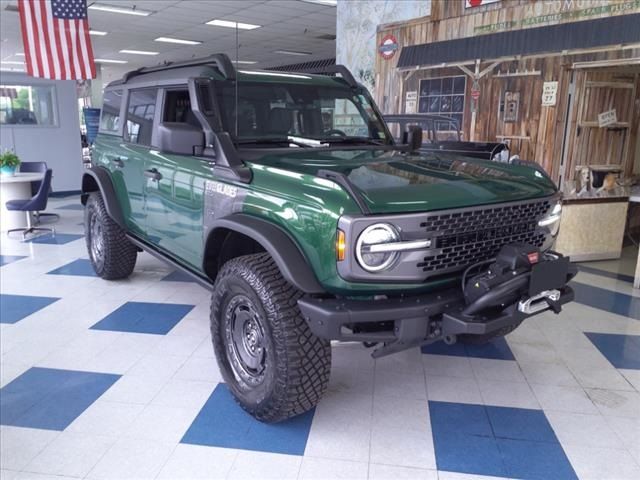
top-left (1, 61), bottom-right (24, 65)
top-left (240, 70), bottom-right (310, 79)
top-left (95, 58), bottom-right (128, 64)
top-left (120, 49), bottom-right (159, 56)
top-left (300, 0), bottom-right (337, 6)
top-left (274, 50), bottom-right (311, 56)
top-left (89, 30), bottom-right (108, 36)
top-left (206, 19), bottom-right (260, 30)
top-left (154, 37), bottom-right (201, 45)
top-left (232, 60), bottom-right (257, 64)
top-left (88, 3), bottom-right (152, 16)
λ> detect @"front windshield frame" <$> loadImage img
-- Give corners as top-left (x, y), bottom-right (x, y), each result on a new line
top-left (213, 78), bottom-right (394, 146)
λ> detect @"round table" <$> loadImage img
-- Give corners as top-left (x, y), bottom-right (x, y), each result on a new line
top-left (0, 172), bottom-right (44, 232)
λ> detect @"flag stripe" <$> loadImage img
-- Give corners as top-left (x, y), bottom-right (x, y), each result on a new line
top-left (18, 0), bottom-right (95, 80)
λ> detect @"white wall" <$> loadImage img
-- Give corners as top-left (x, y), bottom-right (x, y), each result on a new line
top-left (0, 71), bottom-right (83, 193)
top-left (336, 0), bottom-right (431, 92)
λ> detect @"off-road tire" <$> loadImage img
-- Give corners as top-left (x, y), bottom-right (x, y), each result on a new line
top-left (457, 323), bottom-right (521, 345)
top-left (84, 192), bottom-right (137, 280)
top-left (210, 253), bottom-right (331, 423)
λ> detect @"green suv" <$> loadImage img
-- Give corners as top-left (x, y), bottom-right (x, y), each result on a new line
top-left (82, 54), bottom-right (576, 422)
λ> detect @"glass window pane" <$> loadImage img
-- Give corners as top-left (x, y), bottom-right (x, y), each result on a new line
top-left (440, 96), bottom-right (452, 113)
top-left (452, 114), bottom-right (463, 128)
top-left (0, 84), bottom-right (56, 126)
top-left (418, 97), bottom-right (429, 113)
top-left (442, 77), bottom-right (454, 95)
top-left (453, 77), bottom-right (465, 94)
top-left (427, 96), bottom-right (439, 113)
top-left (419, 80), bottom-right (430, 97)
top-left (126, 89), bottom-right (157, 145)
top-left (99, 90), bottom-right (122, 133)
top-left (451, 95), bottom-right (464, 113)
top-left (428, 79), bottom-right (442, 96)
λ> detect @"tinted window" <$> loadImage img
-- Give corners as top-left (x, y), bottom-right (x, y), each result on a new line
top-left (126, 89), bottom-right (157, 145)
top-left (100, 89), bottom-right (122, 134)
top-left (163, 90), bottom-right (201, 128)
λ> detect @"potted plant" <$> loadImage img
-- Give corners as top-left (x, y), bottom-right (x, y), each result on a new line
top-left (0, 150), bottom-right (20, 177)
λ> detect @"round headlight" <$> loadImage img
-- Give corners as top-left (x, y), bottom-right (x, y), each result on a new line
top-left (356, 223), bottom-right (400, 272)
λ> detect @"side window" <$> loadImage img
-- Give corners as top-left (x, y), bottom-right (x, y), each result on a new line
top-left (99, 89), bottom-right (122, 134)
top-left (163, 90), bottom-right (201, 127)
top-left (126, 89), bottom-right (157, 145)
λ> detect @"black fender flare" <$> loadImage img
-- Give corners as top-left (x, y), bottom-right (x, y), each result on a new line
top-left (81, 167), bottom-right (126, 228)
top-left (206, 214), bottom-right (324, 294)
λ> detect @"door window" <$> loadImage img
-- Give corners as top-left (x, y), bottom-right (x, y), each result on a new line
top-left (126, 89), bottom-right (157, 145)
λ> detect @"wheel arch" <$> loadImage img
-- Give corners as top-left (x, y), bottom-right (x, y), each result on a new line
top-left (81, 167), bottom-right (126, 228)
top-left (204, 214), bottom-right (324, 294)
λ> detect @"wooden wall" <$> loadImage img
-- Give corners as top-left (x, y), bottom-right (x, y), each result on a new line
top-left (374, 0), bottom-right (640, 182)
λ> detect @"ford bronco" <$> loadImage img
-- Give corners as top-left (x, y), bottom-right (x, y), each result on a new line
top-left (82, 54), bottom-right (576, 422)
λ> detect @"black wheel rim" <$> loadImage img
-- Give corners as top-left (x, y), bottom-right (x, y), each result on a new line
top-left (224, 294), bottom-right (267, 386)
top-left (89, 211), bottom-right (105, 271)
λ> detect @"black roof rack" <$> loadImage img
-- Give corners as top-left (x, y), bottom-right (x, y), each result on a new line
top-left (119, 53), bottom-right (236, 83)
top-left (295, 65), bottom-right (358, 88)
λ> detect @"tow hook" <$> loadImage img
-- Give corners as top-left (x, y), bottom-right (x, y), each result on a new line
top-left (518, 289), bottom-right (561, 315)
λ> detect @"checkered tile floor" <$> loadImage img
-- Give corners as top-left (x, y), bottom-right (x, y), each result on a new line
top-left (1, 195), bottom-right (639, 480)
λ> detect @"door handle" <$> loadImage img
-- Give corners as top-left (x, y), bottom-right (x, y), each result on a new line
top-left (144, 168), bottom-right (162, 181)
top-left (111, 158), bottom-right (124, 168)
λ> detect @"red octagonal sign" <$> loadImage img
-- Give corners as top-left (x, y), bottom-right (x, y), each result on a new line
top-left (378, 34), bottom-right (398, 60)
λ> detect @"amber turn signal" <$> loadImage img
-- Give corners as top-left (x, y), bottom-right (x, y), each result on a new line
top-left (336, 229), bottom-right (346, 261)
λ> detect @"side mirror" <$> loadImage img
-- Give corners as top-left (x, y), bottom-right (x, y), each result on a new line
top-left (157, 122), bottom-right (204, 156)
top-left (407, 125), bottom-right (423, 152)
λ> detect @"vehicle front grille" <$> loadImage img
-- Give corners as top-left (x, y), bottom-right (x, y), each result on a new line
top-left (416, 199), bottom-right (550, 275)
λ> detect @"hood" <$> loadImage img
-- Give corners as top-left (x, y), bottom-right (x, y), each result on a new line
top-left (247, 148), bottom-right (557, 214)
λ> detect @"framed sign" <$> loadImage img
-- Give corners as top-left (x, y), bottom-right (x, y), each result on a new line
top-left (598, 109), bottom-right (617, 127)
top-left (504, 92), bottom-right (519, 123)
top-left (542, 81), bottom-right (558, 106)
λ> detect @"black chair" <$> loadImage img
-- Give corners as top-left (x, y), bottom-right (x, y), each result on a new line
top-left (18, 162), bottom-right (59, 223)
top-left (6, 169), bottom-right (55, 239)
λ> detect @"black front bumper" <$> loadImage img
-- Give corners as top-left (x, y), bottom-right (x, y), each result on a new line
top-left (298, 285), bottom-right (574, 357)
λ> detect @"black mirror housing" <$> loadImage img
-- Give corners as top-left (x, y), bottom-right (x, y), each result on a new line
top-left (407, 125), bottom-right (423, 151)
top-left (157, 122), bottom-right (204, 156)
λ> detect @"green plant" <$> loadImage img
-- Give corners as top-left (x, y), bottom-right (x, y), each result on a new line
top-left (0, 150), bottom-right (20, 168)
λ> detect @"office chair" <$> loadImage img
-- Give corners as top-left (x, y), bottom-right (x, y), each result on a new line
top-left (6, 169), bottom-right (55, 240)
top-left (18, 162), bottom-right (59, 223)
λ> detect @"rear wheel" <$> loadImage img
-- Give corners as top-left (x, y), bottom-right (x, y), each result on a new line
top-left (84, 192), bottom-right (137, 280)
top-left (210, 253), bottom-right (331, 423)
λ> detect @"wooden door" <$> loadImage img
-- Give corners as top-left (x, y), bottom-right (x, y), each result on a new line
top-left (563, 68), bottom-right (639, 182)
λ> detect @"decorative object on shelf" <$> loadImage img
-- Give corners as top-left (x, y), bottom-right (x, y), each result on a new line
top-left (0, 150), bottom-right (20, 177)
top-left (566, 165), bottom-right (627, 200)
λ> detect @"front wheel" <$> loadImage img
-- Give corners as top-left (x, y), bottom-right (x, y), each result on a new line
top-left (210, 253), bottom-right (331, 423)
top-left (84, 192), bottom-right (137, 280)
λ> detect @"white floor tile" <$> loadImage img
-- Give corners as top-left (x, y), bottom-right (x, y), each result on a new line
top-left (422, 354), bottom-right (474, 378)
top-left (66, 400), bottom-right (145, 437)
top-left (173, 355), bottom-right (222, 383)
top-left (298, 457), bottom-right (368, 479)
top-left (0, 427), bottom-right (59, 472)
top-left (586, 388), bottom-right (640, 418)
top-left (370, 424), bottom-right (436, 469)
top-left (562, 443), bottom-right (640, 480)
top-left (469, 358), bottom-right (526, 383)
top-left (156, 444), bottom-right (237, 480)
top-left (97, 374), bottom-right (168, 405)
top-left (126, 353), bottom-right (189, 380)
top-left (150, 378), bottom-right (216, 409)
top-left (86, 437), bottom-right (175, 480)
top-left (519, 361), bottom-right (580, 387)
top-left (426, 375), bottom-right (482, 405)
top-left (530, 383), bottom-right (599, 414)
top-left (123, 404), bottom-right (198, 443)
top-left (25, 432), bottom-right (116, 478)
top-left (372, 394), bottom-right (431, 432)
top-left (374, 369), bottom-right (427, 400)
top-left (226, 451), bottom-right (301, 480)
top-left (545, 411), bottom-right (625, 448)
top-left (368, 463), bottom-right (438, 480)
top-left (478, 379), bottom-right (540, 409)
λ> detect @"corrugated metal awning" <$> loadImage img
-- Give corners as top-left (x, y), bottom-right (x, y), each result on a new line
top-left (397, 14), bottom-right (640, 69)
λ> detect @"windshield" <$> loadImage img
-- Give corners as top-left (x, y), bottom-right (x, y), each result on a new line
top-left (214, 79), bottom-right (392, 145)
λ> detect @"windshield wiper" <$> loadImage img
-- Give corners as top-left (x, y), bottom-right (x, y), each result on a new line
top-left (237, 137), bottom-right (325, 148)
top-left (320, 137), bottom-right (386, 146)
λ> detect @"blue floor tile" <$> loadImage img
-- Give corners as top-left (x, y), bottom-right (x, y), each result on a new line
top-left (90, 301), bottom-right (194, 335)
top-left (571, 282), bottom-right (640, 320)
top-left (47, 259), bottom-right (97, 277)
top-left (430, 401), bottom-right (575, 480)
top-left (56, 203), bottom-right (84, 210)
top-left (181, 384), bottom-right (315, 456)
top-left (577, 265), bottom-right (635, 284)
top-left (0, 367), bottom-right (120, 430)
top-left (0, 294), bottom-right (60, 324)
top-left (497, 438), bottom-right (578, 480)
top-left (584, 332), bottom-right (640, 370)
top-left (26, 233), bottom-right (84, 245)
top-left (161, 270), bottom-right (196, 282)
top-left (434, 432), bottom-right (506, 477)
top-left (0, 255), bottom-right (27, 266)
top-left (486, 405), bottom-right (558, 443)
top-left (421, 337), bottom-right (515, 360)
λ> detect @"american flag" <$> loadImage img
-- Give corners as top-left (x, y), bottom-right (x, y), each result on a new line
top-left (18, 0), bottom-right (96, 80)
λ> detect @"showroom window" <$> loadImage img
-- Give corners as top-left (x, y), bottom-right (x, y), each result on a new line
top-left (99, 89), bottom-right (123, 134)
top-left (126, 89), bottom-right (157, 145)
top-left (0, 84), bottom-right (56, 126)
top-left (418, 76), bottom-right (465, 129)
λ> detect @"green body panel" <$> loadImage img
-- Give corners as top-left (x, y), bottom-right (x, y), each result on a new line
top-left (95, 69), bottom-right (557, 296)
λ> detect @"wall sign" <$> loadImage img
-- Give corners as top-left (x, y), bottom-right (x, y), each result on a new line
top-left (466, 0), bottom-right (500, 8)
top-left (542, 81), bottom-right (558, 106)
top-left (598, 109), bottom-right (617, 127)
top-left (504, 92), bottom-right (519, 122)
top-left (378, 34), bottom-right (398, 60)
top-left (405, 91), bottom-right (417, 113)
top-left (83, 108), bottom-right (101, 145)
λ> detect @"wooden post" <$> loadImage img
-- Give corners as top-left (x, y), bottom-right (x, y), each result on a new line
top-left (470, 59), bottom-right (480, 141)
